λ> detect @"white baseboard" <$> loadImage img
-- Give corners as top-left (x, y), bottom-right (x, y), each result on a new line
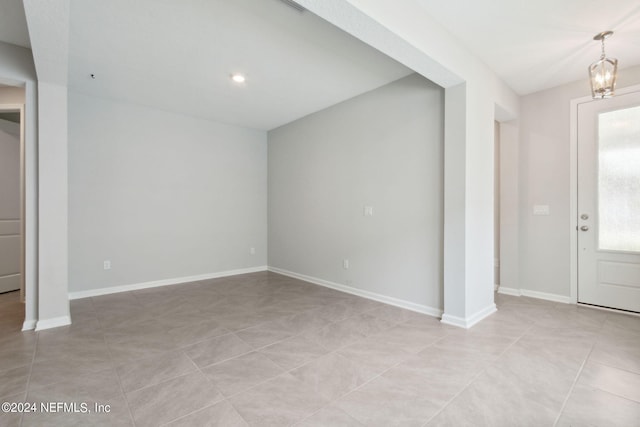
top-left (68, 266), bottom-right (268, 300)
top-left (498, 286), bottom-right (572, 304)
top-left (441, 303), bottom-right (497, 329)
top-left (22, 319), bottom-right (36, 331)
top-left (35, 315), bottom-right (71, 331)
top-left (267, 266), bottom-right (443, 318)
top-left (497, 286), bottom-right (521, 297)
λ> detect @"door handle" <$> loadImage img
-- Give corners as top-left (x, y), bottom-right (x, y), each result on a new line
top-left (580, 225), bottom-right (589, 231)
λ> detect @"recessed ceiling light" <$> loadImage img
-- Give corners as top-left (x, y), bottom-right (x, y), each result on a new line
top-left (231, 74), bottom-right (246, 83)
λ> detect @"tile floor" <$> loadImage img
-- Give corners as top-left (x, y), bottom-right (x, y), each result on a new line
top-left (0, 271), bottom-right (639, 426)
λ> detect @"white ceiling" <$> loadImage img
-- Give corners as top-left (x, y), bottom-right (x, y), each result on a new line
top-left (2, 0), bottom-right (640, 124)
top-left (0, 0), bottom-right (30, 48)
top-left (416, 0), bottom-right (640, 95)
top-left (66, 0), bottom-right (412, 130)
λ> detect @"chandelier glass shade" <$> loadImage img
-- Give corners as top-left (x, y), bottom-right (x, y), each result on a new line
top-left (589, 31), bottom-right (618, 99)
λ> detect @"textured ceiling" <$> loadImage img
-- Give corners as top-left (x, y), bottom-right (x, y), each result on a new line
top-left (416, 0), bottom-right (640, 95)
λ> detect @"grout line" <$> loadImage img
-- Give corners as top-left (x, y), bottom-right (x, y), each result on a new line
top-left (179, 314), bottom-right (423, 425)
top-left (17, 326), bottom-right (39, 427)
top-left (420, 322), bottom-right (536, 427)
top-left (102, 324), bottom-right (138, 426)
top-left (157, 351), bottom-right (253, 426)
top-left (552, 342), bottom-right (595, 427)
top-left (296, 321), bottom-right (457, 425)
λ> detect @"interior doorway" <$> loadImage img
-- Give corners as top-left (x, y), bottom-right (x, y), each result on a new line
top-left (0, 100), bottom-right (25, 307)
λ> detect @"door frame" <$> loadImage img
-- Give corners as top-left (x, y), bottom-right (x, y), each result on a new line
top-left (0, 103), bottom-right (25, 301)
top-left (569, 83), bottom-right (640, 305)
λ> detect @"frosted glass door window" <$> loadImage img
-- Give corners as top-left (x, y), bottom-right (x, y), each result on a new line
top-left (598, 105), bottom-right (640, 252)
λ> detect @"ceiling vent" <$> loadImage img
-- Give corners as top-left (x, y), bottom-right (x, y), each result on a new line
top-left (278, 0), bottom-right (306, 12)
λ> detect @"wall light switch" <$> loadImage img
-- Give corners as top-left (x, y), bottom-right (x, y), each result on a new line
top-left (250, 247), bottom-right (256, 255)
top-left (343, 259), bottom-right (350, 269)
top-left (533, 205), bottom-right (550, 215)
top-left (103, 260), bottom-right (111, 270)
top-left (364, 206), bottom-right (374, 217)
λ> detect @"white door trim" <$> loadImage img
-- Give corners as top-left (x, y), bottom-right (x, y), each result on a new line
top-left (569, 83), bottom-right (640, 305)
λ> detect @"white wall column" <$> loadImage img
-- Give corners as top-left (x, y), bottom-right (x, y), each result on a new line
top-left (442, 83), bottom-right (468, 322)
top-left (24, 0), bottom-right (71, 330)
top-left (36, 82), bottom-right (70, 330)
top-left (440, 84), bottom-right (499, 328)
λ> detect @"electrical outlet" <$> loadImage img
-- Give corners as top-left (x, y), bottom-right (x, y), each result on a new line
top-left (364, 206), bottom-right (374, 216)
top-left (103, 260), bottom-right (111, 270)
top-left (343, 259), bottom-right (349, 269)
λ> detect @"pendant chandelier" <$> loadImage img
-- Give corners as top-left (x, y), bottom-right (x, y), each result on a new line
top-left (588, 31), bottom-right (618, 99)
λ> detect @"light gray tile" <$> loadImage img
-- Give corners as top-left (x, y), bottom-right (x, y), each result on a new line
top-left (166, 401), bottom-right (248, 427)
top-left (183, 333), bottom-right (252, 368)
top-left (126, 371), bottom-right (223, 427)
top-left (312, 302), bottom-right (364, 322)
top-left (27, 368), bottom-right (123, 403)
top-left (235, 321), bottom-right (293, 349)
top-left (0, 392), bottom-right (24, 427)
top-left (168, 319), bottom-right (229, 348)
top-left (0, 348), bottom-right (35, 371)
top-left (102, 317), bottom-right (168, 337)
top-left (0, 331), bottom-right (37, 353)
top-left (116, 350), bottom-right (197, 392)
top-left (557, 383), bottom-right (640, 427)
top-left (230, 373), bottom-right (328, 426)
top-left (517, 326), bottom-right (596, 364)
top-left (259, 335), bottom-right (328, 371)
top-left (21, 394), bottom-right (134, 427)
top-left (202, 352), bottom-right (284, 397)
top-left (303, 319), bottom-right (367, 352)
top-left (291, 353), bottom-right (375, 401)
top-left (275, 311), bottom-right (331, 335)
top-left (213, 312), bottom-right (269, 331)
top-left (433, 331), bottom-right (516, 360)
top-left (29, 356), bottom-right (115, 389)
top-left (337, 375), bottom-right (442, 427)
top-left (386, 351), bottom-right (487, 406)
top-left (425, 368), bottom-right (560, 427)
top-left (338, 337), bottom-right (411, 375)
top-left (370, 322), bottom-right (449, 354)
top-left (603, 312), bottom-right (640, 334)
top-left (591, 334), bottom-right (640, 374)
top-left (154, 311), bottom-right (211, 329)
top-left (35, 333), bottom-right (111, 364)
top-left (96, 307), bottom-right (156, 329)
top-left (367, 305), bottom-right (431, 325)
top-left (297, 405), bottom-right (364, 426)
top-left (347, 313), bottom-right (396, 337)
top-left (579, 360), bottom-right (640, 402)
top-left (533, 307), bottom-right (607, 330)
top-left (465, 314), bottom-right (533, 338)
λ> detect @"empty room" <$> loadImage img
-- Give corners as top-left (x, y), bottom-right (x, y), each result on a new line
top-left (0, 0), bottom-right (639, 426)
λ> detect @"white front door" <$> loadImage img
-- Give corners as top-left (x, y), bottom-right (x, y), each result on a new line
top-left (577, 91), bottom-right (640, 313)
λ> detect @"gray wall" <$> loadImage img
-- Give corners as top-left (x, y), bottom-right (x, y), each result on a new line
top-left (68, 92), bottom-right (267, 293)
top-left (268, 74), bottom-right (445, 310)
top-left (513, 64), bottom-right (640, 297)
